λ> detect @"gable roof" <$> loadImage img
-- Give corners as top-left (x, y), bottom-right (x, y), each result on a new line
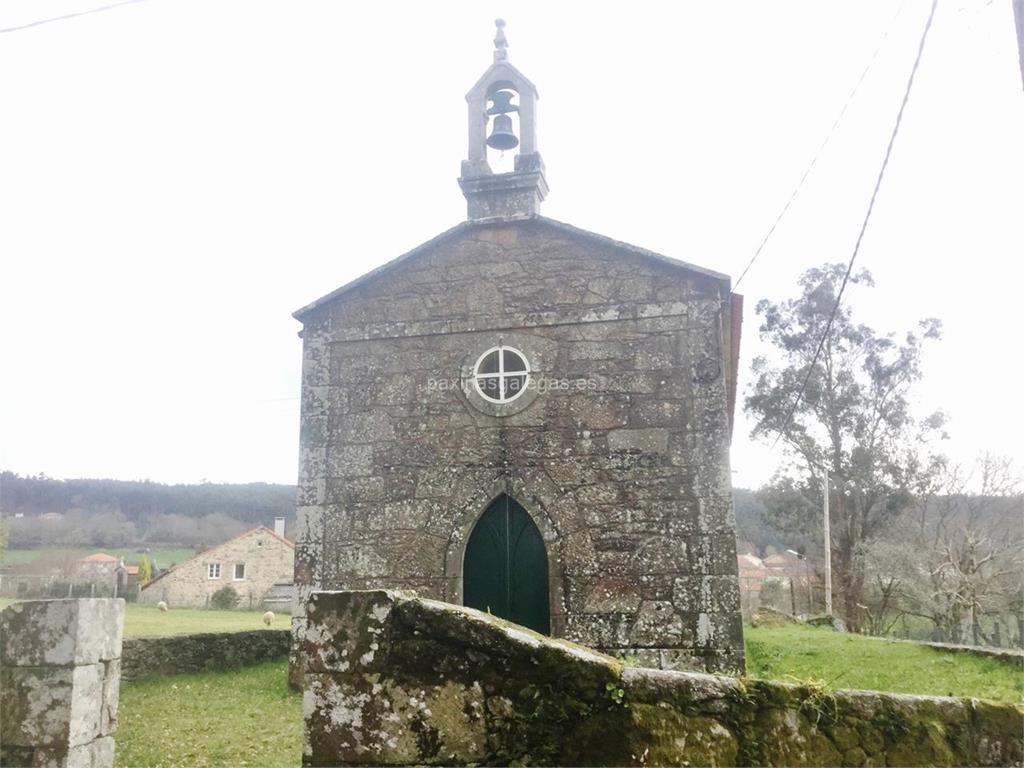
top-left (466, 59), bottom-right (538, 99)
top-left (81, 552), bottom-right (118, 563)
top-left (292, 215), bottom-right (732, 323)
top-left (140, 525), bottom-right (293, 592)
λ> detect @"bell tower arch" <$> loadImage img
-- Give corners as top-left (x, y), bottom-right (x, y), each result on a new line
top-left (458, 19), bottom-right (548, 221)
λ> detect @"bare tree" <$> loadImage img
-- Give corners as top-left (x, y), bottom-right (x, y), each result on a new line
top-left (897, 455), bottom-right (1023, 645)
top-left (859, 538), bottom-right (914, 636)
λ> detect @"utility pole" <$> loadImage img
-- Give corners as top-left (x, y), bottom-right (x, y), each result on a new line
top-left (1015, 0), bottom-right (1023, 89)
top-left (823, 467), bottom-right (833, 617)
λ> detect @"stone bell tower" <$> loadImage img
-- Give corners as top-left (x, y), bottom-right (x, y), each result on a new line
top-left (458, 19), bottom-right (548, 221)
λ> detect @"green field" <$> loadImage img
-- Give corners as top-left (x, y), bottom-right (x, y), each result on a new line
top-left (116, 661), bottom-right (301, 768)
top-left (119, 603), bottom-right (291, 636)
top-left (2, 547), bottom-right (196, 569)
top-left (0, 600), bottom-right (290, 636)
top-left (745, 623), bottom-right (1023, 703)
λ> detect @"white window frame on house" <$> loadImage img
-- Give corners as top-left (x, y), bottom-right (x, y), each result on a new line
top-left (473, 345), bottom-right (530, 404)
top-left (233, 563), bottom-right (246, 581)
top-left (207, 562), bottom-right (221, 579)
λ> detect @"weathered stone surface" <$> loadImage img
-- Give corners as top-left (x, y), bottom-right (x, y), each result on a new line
top-left (9, 736), bottom-right (120, 768)
top-left (0, 666), bottom-right (77, 747)
top-left (805, 612), bottom-right (848, 631)
top-left (576, 577), bottom-right (643, 613)
top-left (0, 599), bottom-right (123, 667)
top-left (99, 660), bottom-right (120, 736)
top-left (0, 599), bottom-right (124, 768)
top-left (292, 217), bottom-right (746, 679)
top-left (750, 605), bottom-right (801, 628)
top-left (67, 663), bottom-right (105, 746)
top-left (69, 736), bottom-right (116, 768)
top-left (302, 590), bottom-right (1024, 767)
top-left (607, 427), bottom-right (670, 454)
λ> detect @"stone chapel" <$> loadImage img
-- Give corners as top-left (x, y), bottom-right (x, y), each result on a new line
top-left (291, 21), bottom-right (746, 674)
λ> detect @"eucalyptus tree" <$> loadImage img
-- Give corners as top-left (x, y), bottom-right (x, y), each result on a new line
top-left (745, 263), bottom-right (945, 630)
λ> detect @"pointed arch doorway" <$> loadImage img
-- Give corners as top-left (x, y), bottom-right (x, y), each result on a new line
top-left (463, 493), bottom-right (550, 634)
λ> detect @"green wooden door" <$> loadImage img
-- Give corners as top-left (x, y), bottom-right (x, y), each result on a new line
top-left (463, 494), bottom-right (550, 634)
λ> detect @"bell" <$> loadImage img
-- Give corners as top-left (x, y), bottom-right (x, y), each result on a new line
top-left (487, 113), bottom-right (519, 150)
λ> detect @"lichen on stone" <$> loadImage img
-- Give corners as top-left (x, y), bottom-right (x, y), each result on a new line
top-left (301, 590), bottom-right (1024, 767)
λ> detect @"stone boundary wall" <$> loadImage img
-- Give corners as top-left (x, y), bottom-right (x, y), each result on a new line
top-left (300, 590), bottom-right (1024, 767)
top-left (1, 599), bottom-right (124, 768)
top-left (881, 637), bottom-right (1024, 666)
top-left (121, 630), bottom-right (289, 681)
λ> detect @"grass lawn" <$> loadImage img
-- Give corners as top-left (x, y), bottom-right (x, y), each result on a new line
top-left (745, 623), bottom-right (1023, 703)
top-left (0, 599), bottom-right (291, 636)
top-left (2, 547), bottom-right (196, 569)
top-left (118, 603), bottom-right (292, 636)
top-left (116, 660), bottom-right (301, 768)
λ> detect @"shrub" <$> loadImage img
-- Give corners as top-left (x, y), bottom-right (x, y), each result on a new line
top-left (137, 555), bottom-right (153, 586)
top-left (210, 585), bottom-right (240, 610)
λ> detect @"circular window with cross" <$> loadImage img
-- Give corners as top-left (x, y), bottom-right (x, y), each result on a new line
top-left (473, 345), bottom-right (530, 403)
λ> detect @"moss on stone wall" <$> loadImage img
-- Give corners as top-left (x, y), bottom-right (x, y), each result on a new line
top-left (122, 630), bottom-right (289, 681)
top-left (301, 590), bottom-right (1024, 767)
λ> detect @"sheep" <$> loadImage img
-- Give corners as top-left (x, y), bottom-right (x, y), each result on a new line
top-left (156, 601), bottom-right (168, 612)
top-left (262, 610), bottom-right (275, 626)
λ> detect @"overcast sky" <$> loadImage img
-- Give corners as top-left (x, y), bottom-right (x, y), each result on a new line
top-left (1, 0), bottom-right (1022, 490)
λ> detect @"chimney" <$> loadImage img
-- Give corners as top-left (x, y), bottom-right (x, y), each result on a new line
top-left (274, 517), bottom-right (286, 538)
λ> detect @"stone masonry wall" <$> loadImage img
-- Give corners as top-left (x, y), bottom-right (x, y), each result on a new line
top-left (140, 527), bottom-right (293, 609)
top-left (300, 590), bottom-right (1024, 767)
top-left (120, 630), bottom-right (289, 681)
top-left (882, 637), bottom-right (1024, 666)
top-left (293, 218), bottom-right (744, 674)
top-left (1, 599), bottom-right (124, 768)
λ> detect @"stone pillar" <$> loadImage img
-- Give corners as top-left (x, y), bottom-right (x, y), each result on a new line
top-left (1, 599), bottom-right (125, 768)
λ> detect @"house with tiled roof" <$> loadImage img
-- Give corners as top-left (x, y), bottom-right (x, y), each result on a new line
top-left (139, 522), bottom-right (294, 609)
top-left (75, 552), bottom-right (121, 589)
top-left (80, 552), bottom-right (119, 564)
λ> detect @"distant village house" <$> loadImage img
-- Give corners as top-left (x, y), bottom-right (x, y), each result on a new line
top-left (75, 552), bottom-right (120, 584)
top-left (1, 551), bottom-right (137, 599)
top-left (139, 520), bottom-right (293, 609)
top-left (737, 550), bottom-right (812, 615)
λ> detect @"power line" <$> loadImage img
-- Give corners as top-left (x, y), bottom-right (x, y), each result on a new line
top-left (769, 0), bottom-right (940, 452)
top-left (0, 0), bottom-right (148, 35)
top-left (733, 1), bottom-right (907, 291)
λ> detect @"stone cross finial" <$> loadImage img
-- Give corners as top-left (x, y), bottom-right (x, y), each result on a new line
top-left (493, 18), bottom-right (508, 62)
